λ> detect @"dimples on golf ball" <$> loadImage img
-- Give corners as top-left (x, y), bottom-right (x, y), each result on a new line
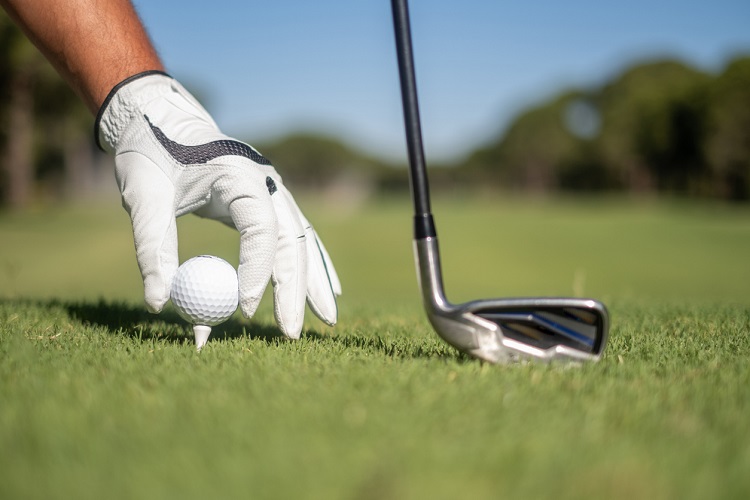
top-left (170, 255), bottom-right (239, 325)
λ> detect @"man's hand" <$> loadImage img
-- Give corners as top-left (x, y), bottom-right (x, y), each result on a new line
top-left (97, 71), bottom-right (341, 338)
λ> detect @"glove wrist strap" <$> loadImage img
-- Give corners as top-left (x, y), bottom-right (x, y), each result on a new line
top-left (94, 70), bottom-right (172, 151)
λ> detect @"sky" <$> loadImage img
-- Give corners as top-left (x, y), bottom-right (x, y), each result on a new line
top-left (134, 0), bottom-right (750, 162)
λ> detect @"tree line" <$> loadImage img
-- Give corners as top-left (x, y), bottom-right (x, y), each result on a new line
top-left (261, 56), bottom-right (750, 202)
top-left (2, 10), bottom-right (749, 208)
top-left (462, 57), bottom-right (750, 200)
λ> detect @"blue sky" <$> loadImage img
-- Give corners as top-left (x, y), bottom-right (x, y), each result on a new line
top-left (134, 0), bottom-right (750, 162)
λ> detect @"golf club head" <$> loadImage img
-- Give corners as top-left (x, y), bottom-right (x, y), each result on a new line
top-left (415, 238), bottom-right (609, 363)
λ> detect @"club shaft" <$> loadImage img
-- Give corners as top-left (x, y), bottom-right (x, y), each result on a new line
top-left (391, 0), bottom-right (436, 239)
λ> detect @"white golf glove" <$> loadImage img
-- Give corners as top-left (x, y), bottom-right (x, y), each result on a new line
top-left (96, 71), bottom-right (341, 338)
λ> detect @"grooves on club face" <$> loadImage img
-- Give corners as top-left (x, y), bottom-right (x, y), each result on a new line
top-left (415, 237), bottom-right (609, 363)
top-left (475, 306), bottom-right (605, 353)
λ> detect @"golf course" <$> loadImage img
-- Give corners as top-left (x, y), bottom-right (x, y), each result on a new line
top-left (1, 194), bottom-right (749, 499)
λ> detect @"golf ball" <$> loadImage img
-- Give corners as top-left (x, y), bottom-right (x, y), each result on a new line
top-left (170, 255), bottom-right (239, 326)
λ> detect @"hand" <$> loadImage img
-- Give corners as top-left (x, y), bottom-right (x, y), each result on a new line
top-left (96, 71), bottom-right (341, 338)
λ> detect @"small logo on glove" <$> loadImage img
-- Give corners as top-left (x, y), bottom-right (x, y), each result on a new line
top-left (266, 177), bottom-right (278, 195)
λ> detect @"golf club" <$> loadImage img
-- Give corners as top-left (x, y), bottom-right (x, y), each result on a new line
top-left (390, 0), bottom-right (609, 363)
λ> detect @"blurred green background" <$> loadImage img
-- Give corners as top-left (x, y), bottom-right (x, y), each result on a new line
top-left (2, 195), bottom-right (750, 310)
top-left (1, 6), bottom-right (750, 305)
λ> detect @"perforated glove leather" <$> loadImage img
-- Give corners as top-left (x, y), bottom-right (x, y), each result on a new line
top-left (96, 71), bottom-right (341, 338)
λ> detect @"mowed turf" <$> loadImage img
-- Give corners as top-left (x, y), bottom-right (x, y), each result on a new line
top-left (1, 195), bottom-right (749, 499)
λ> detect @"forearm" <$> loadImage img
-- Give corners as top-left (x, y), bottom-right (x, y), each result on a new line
top-left (0, 0), bottom-right (164, 113)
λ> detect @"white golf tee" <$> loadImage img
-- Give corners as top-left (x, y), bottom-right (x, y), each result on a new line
top-left (193, 324), bottom-right (212, 351)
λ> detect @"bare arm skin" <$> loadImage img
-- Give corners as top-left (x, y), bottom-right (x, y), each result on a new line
top-left (0, 0), bottom-right (164, 113)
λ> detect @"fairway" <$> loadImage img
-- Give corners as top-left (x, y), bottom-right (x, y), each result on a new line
top-left (1, 196), bottom-right (750, 499)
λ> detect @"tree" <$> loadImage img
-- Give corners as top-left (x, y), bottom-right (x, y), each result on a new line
top-left (466, 91), bottom-right (613, 192)
top-left (704, 57), bottom-right (750, 200)
top-left (0, 13), bottom-right (43, 208)
top-left (0, 11), bottom-right (94, 208)
top-left (597, 60), bottom-right (711, 194)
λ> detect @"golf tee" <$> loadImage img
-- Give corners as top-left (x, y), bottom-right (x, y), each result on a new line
top-left (193, 324), bottom-right (212, 351)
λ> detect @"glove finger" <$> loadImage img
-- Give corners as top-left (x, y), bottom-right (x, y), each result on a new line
top-left (314, 230), bottom-right (342, 296)
top-left (303, 227), bottom-right (338, 326)
top-left (115, 153), bottom-right (178, 313)
top-left (269, 179), bottom-right (307, 339)
top-left (228, 192), bottom-right (278, 320)
top-left (279, 188), bottom-right (340, 325)
top-left (291, 204), bottom-right (342, 298)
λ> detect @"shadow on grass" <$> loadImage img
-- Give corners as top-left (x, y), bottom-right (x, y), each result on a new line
top-left (304, 329), bottom-right (468, 363)
top-left (62, 299), bottom-right (282, 345)
top-left (68, 300), bottom-right (466, 361)
top-left (3, 298), bottom-right (465, 361)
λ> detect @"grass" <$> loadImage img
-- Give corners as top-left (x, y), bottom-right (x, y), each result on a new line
top-left (1, 194), bottom-right (750, 499)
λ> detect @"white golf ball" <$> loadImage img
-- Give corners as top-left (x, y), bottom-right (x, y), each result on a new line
top-left (170, 255), bottom-right (239, 326)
